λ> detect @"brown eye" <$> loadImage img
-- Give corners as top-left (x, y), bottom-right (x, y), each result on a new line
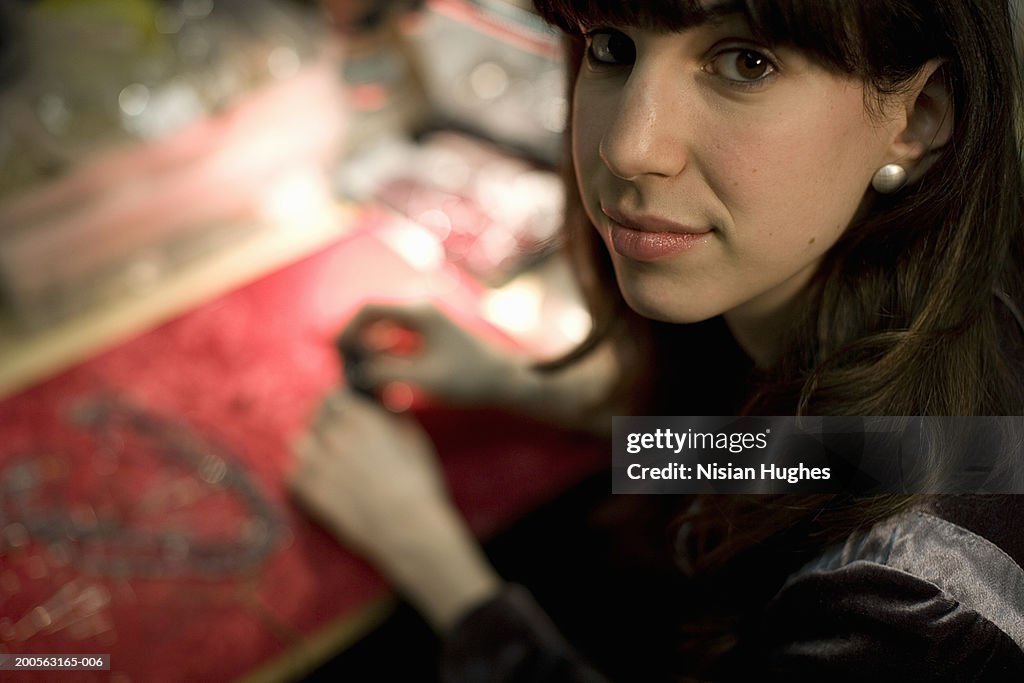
top-left (735, 51), bottom-right (769, 79)
top-left (586, 29), bottom-right (636, 66)
top-left (707, 48), bottom-right (777, 85)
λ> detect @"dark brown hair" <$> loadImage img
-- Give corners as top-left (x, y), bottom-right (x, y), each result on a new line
top-left (536, 0), bottom-right (1024, 416)
top-left (534, 0), bottom-right (1024, 674)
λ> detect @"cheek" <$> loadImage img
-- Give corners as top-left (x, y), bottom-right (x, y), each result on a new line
top-left (571, 90), bottom-right (607, 182)
top-left (710, 95), bottom-right (879, 242)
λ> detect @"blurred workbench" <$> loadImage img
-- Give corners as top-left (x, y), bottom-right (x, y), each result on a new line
top-left (0, 205), bottom-right (352, 401)
top-left (0, 206), bottom-right (605, 682)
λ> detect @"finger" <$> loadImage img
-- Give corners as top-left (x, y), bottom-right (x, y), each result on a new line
top-left (338, 309), bottom-right (420, 395)
top-left (356, 355), bottom-right (433, 389)
top-left (338, 302), bottom-right (448, 354)
top-left (315, 388), bottom-right (400, 435)
top-left (312, 390), bottom-right (348, 423)
top-left (389, 301), bottom-right (462, 341)
top-left (292, 431), bottom-right (333, 473)
top-left (336, 386), bottom-right (390, 411)
top-left (291, 432), bottom-right (315, 459)
top-left (339, 303), bottom-right (425, 348)
top-left (288, 442), bottom-right (326, 491)
top-left (378, 381), bottom-right (418, 414)
top-left (311, 390), bottom-right (363, 440)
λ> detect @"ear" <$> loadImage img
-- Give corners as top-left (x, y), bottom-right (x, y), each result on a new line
top-left (885, 60), bottom-right (954, 181)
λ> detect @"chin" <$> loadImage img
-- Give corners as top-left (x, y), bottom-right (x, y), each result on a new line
top-left (617, 279), bottom-right (720, 325)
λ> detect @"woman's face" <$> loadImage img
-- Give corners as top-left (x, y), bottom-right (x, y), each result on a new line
top-left (572, 12), bottom-right (905, 338)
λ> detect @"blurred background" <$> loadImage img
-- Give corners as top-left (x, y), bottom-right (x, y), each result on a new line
top-left (0, 2), bottom-right (612, 681)
top-left (1, 2), bottom-right (1020, 681)
top-left (0, 0), bottom-right (589, 381)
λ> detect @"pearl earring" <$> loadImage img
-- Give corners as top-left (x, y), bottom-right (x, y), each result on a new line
top-left (871, 163), bottom-right (908, 194)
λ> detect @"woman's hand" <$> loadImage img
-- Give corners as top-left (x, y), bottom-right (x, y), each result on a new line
top-left (339, 302), bottom-right (622, 434)
top-left (292, 389), bottom-right (446, 550)
top-left (338, 303), bottom-right (529, 408)
top-left (290, 389), bottom-right (501, 630)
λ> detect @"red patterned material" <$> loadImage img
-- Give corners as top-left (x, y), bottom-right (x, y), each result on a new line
top-left (0, 216), bottom-right (605, 682)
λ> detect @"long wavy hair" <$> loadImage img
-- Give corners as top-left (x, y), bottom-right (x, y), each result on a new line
top-left (533, 0), bottom-right (1024, 675)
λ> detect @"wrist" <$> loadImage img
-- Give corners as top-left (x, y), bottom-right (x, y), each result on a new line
top-left (370, 504), bottom-right (503, 631)
top-left (493, 354), bottom-right (547, 410)
top-left (413, 556), bottom-right (503, 633)
top-left (497, 353), bottom-right (613, 430)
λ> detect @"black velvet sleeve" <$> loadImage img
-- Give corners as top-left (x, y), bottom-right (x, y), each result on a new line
top-left (440, 584), bottom-right (610, 683)
top-left (441, 562), bottom-right (1024, 681)
top-left (727, 561), bottom-right (1024, 682)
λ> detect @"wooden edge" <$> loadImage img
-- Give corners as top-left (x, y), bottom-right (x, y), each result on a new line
top-left (0, 203), bottom-right (357, 400)
top-left (236, 595), bottom-right (399, 683)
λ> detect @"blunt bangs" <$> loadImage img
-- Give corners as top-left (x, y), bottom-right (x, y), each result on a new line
top-left (533, 0), bottom-right (948, 86)
top-left (532, 0), bottom-right (715, 33)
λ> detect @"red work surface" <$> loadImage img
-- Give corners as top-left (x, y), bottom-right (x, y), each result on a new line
top-left (0, 216), bottom-right (606, 682)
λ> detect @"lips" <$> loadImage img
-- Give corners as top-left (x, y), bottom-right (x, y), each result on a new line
top-left (601, 204), bottom-right (712, 261)
top-left (601, 205), bottom-right (711, 236)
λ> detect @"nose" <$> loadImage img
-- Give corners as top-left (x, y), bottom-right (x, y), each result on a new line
top-left (598, 69), bottom-right (688, 181)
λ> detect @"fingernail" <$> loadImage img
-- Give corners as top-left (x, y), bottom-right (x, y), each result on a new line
top-left (381, 382), bottom-right (415, 413)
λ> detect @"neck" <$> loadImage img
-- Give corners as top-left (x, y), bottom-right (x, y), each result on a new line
top-left (723, 268), bottom-right (814, 368)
